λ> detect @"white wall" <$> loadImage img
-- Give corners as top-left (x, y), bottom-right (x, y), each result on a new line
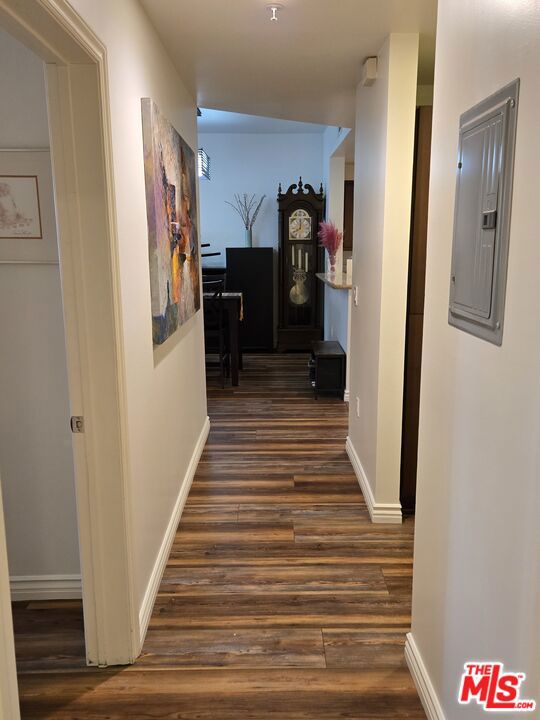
top-left (324, 287), bottom-right (349, 348)
top-left (410, 0), bottom-right (540, 714)
top-left (68, 0), bottom-right (208, 614)
top-left (322, 134), bottom-right (351, 397)
top-left (347, 34), bottom-right (418, 518)
top-left (0, 29), bottom-right (50, 149)
top-left (0, 29), bottom-right (80, 584)
top-left (198, 132), bottom-right (324, 261)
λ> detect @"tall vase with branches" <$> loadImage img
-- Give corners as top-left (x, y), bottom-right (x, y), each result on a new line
top-left (225, 193), bottom-right (266, 248)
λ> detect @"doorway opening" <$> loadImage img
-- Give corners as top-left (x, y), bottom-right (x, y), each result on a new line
top-left (197, 108), bottom-right (353, 402)
top-left (0, 1), bottom-right (140, 713)
top-left (0, 25), bottom-right (86, 676)
top-left (400, 105), bottom-right (433, 513)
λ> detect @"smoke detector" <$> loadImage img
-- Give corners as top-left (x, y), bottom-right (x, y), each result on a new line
top-left (361, 57), bottom-right (378, 86)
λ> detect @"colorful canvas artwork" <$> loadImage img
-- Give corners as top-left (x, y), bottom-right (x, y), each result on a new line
top-left (0, 175), bottom-right (42, 239)
top-left (141, 98), bottom-right (200, 345)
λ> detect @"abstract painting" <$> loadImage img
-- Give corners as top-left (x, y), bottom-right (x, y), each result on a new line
top-left (0, 175), bottom-right (42, 239)
top-left (141, 98), bottom-right (200, 345)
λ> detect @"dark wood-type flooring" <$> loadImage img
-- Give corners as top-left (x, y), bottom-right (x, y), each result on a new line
top-left (12, 354), bottom-right (424, 718)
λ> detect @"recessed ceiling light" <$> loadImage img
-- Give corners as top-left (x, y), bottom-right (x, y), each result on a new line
top-left (267, 4), bottom-right (284, 21)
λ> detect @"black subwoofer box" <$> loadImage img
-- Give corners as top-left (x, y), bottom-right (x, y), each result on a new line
top-left (226, 247), bottom-right (274, 351)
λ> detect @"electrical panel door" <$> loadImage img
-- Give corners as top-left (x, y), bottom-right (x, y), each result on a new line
top-left (449, 80), bottom-right (519, 345)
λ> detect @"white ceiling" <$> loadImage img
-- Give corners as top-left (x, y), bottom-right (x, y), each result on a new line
top-left (198, 108), bottom-right (328, 134)
top-left (140, 0), bottom-right (437, 128)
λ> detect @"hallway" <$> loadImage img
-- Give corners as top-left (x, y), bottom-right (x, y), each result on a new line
top-left (14, 355), bottom-right (424, 718)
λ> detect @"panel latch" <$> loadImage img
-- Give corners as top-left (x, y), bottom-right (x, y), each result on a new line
top-left (481, 210), bottom-right (497, 230)
top-left (70, 416), bottom-right (85, 434)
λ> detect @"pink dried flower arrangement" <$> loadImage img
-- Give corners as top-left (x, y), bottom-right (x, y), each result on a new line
top-left (318, 221), bottom-right (343, 255)
top-left (318, 221), bottom-right (343, 272)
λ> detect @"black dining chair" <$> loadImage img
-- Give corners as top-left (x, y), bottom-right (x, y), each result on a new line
top-left (202, 279), bottom-right (230, 388)
top-left (202, 269), bottom-right (227, 286)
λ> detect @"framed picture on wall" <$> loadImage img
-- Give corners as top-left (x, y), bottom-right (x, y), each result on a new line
top-left (0, 150), bottom-right (58, 263)
top-left (0, 175), bottom-right (43, 239)
top-left (141, 98), bottom-right (201, 345)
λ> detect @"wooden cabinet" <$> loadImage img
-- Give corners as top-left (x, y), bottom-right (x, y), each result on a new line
top-left (277, 178), bottom-right (325, 351)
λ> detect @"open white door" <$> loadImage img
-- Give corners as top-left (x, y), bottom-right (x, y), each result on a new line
top-left (0, 477), bottom-right (20, 720)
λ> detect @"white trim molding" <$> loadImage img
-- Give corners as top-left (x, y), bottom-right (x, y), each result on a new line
top-left (343, 389), bottom-right (350, 402)
top-left (138, 417), bottom-right (210, 646)
top-left (405, 633), bottom-right (446, 720)
top-left (346, 436), bottom-right (402, 523)
top-left (10, 574), bottom-right (82, 601)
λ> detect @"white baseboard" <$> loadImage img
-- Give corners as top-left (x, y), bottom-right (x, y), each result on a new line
top-left (138, 416), bottom-right (210, 646)
top-left (10, 574), bottom-right (82, 601)
top-left (405, 633), bottom-right (446, 720)
top-left (343, 389), bottom-right (350, 402)
top-left (345, 436), bottom-right (402, 523)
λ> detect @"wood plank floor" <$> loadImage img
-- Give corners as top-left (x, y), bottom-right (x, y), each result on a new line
top-left (12, 354), bottom-right (424, 718)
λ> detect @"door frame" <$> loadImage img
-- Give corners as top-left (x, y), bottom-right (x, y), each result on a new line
top-left (0, 0), bottom-right (139, 680)
top-left (0, 475), bottom-right (20, 720)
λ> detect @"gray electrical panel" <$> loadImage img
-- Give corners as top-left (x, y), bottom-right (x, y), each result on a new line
top-left (449, 79), bottom-right (519, 345)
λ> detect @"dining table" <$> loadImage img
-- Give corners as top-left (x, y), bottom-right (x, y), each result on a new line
top-left (202, 291), bottom-right (243, 386)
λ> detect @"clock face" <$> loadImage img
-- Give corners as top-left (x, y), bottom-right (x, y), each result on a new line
top-left (289, 209), bottom-right (312, 240)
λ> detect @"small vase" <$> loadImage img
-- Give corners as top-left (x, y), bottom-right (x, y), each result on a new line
top-left (328, 252), bottom-right (337, 276)
top-left (244, 227), bottom-right (253, 248)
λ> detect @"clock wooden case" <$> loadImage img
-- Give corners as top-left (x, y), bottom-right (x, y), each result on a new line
top-left (277, 177), bottom-right (325, 351)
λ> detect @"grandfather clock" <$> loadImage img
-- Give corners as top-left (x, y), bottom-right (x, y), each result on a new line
top-left (277, 177), bottom-right (325, 351)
